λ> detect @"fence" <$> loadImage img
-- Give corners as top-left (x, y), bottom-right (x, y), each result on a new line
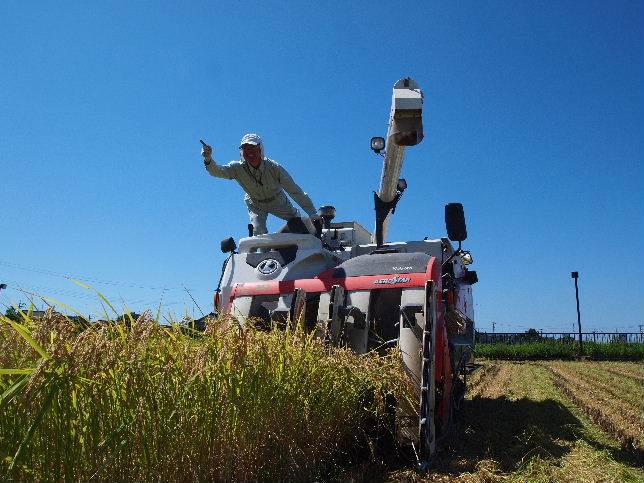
top-left (476, 332), bottom-right (644, 344)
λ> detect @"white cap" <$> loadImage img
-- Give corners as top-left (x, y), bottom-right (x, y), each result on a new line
top-left (239, 133), bottom-right (262, 147)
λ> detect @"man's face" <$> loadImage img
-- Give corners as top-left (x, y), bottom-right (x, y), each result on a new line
top-left (242, 144), bottom-right (262, 168)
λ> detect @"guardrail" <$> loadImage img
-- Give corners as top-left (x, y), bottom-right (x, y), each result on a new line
top-left (476, 332), bottom-right (644, 344)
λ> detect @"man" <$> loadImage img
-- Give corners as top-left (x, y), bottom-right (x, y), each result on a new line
top-left (202, 133), bottom-right (318, 236)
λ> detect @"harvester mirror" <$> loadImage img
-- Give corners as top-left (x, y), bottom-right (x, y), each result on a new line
top-left (459, 251), bottom-right (473, 265)
top-left (397, 178), bottom-right (407, 192)
top-left (445, 203), bottom-right (467, 242)
top-left (370, 136), bottom-right (385, 153)
top-left (220, 237), bottom-right (237, 253)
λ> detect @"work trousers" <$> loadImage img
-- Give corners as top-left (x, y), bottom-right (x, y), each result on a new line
top-left (245, 191), bottom-right (300, 236)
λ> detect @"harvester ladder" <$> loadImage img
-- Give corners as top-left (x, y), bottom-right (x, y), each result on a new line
top-left (418, 280), bottom-right (436, 460)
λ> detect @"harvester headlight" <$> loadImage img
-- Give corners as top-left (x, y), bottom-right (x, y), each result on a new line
top-left (370, 136), bottom-right (385, 153)
top-left (459, 251), bottom-right (473, 265)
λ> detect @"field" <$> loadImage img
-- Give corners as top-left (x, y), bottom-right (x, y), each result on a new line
top-left (386, 360), bottom-right (644, 482)
top-left (1, 311), bottom-right (643, 482)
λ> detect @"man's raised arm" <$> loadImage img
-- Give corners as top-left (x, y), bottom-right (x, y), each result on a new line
top-left (201, 140), bottom-right (234, 179)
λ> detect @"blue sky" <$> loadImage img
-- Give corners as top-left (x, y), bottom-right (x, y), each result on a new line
top-left (1, 1), bottom-right (642, 332)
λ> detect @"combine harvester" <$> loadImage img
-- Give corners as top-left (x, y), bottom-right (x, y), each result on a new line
top-left (214, 78), bottom-right (478, 464)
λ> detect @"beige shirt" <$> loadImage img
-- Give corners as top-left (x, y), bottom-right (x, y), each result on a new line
top-left (205, 157), bottom-right (317, 217)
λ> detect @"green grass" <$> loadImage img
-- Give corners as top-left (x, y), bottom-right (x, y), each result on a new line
top-left (475, 340), bottom-right (644, 360)
top-left (0, 309), bottom-right (411, 481)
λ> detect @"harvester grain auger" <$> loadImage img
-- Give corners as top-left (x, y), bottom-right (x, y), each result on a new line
top-left (213, 78), bottom-right (478, 464)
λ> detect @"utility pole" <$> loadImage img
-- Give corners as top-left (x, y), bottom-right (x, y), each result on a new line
top-left (571, 272), bottom-right (583, 355)
top-left (0, 284), bottom-right (5, 314)
top-left (492, 320), bottom-right (496, 334)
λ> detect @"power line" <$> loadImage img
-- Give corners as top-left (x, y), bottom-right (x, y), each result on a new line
top-left (0, 259), bottom-right (195, 291)
top-left (3, 278), bottom-right (197, 306)
top-left (3, 284), bottom-right (185, 316)
top-left (1, 277), bottom-right (194, 318)
top-left (3, 283), bottom-right (170, 310)
top-left (3, 276), bottom-right (210, 304)
top-left (4, 279), bottom-right (102, 299)
top-left (2, 281), bottom-right (150, 304)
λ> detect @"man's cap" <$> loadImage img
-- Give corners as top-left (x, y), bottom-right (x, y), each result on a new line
top-left (240, 133), bottom-right (262, 147)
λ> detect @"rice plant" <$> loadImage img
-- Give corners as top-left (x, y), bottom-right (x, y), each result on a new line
top-left (1, 307), bottom-right (412, 481)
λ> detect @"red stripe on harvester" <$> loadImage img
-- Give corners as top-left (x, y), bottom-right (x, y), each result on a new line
top-left (232, 257), bottom-right (439, 297)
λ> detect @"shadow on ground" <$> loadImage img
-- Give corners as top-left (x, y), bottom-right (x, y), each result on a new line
top-left (339, 397), bottom-right (584, 482)
top-left (340, 395), bottom-right (643, 481)
top-left (434, 396), bottom-right (582, 475)
top-left (434, 395), bottom-right (643, 475)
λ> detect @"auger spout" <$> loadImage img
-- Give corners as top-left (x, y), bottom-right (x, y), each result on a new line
top-left (374, 77), bottom-right (424, 245)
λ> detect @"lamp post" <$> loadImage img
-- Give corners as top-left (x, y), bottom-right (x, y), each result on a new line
top-left (571, 272), bottom-right (583, 355)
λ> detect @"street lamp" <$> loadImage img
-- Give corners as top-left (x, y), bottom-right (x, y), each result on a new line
top-left (571, 272), bottom-right (583, 355)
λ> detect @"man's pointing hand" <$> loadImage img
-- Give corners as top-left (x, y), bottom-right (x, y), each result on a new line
top-left (200, 139), bottom-right (213, 160)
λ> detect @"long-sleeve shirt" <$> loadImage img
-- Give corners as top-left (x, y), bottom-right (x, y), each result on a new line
top-left (205, 157), bottom-right (317, 217)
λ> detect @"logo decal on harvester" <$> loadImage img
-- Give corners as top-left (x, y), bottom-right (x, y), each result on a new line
top-left (257, 258), bottom-right (280, 275)
top-left (373, 276), bottom-right (411, 285)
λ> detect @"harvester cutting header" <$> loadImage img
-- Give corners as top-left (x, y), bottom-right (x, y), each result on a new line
top-left (211, 78), bottom-right (478, 464)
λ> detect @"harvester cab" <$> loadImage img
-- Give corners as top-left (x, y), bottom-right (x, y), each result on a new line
top-left (213, 78), bottom-right (478, 464)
